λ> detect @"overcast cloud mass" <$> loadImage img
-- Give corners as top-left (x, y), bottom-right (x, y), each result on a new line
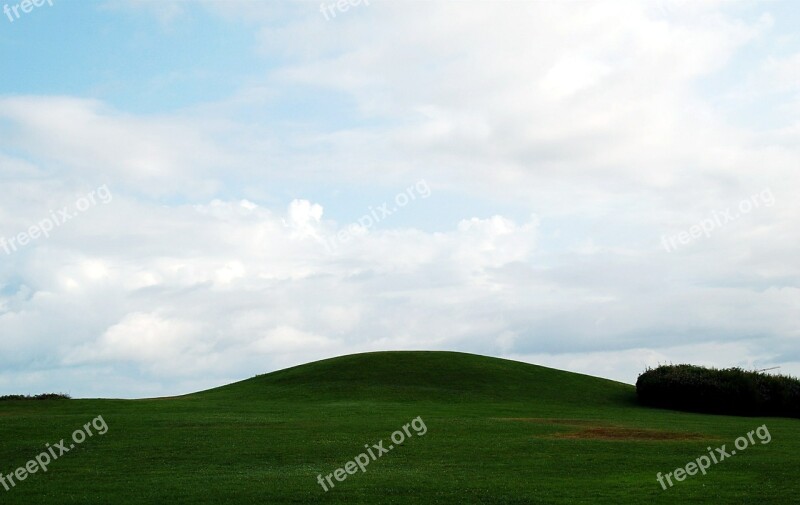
top-left (1, 0), bottom-right (798, 398)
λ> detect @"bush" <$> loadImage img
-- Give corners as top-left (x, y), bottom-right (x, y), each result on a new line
top-left (0, 393), bottom-right (71, 401)
top-left (636, 365), bottom-right (800, 418)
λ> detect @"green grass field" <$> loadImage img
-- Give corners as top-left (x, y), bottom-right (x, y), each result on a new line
top-left (0, 351), bottom-right (796, 504)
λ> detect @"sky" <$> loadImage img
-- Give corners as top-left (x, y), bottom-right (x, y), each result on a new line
top-left (0, 0), bottom-right (798, 398)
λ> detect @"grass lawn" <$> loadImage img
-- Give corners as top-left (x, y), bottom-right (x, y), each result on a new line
top-left (0, 351), bottom-right (796, 504)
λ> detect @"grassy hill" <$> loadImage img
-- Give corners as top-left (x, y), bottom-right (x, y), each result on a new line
top-left (197, 351), bottom-right (633, 405)
top-left (0, 351), bottom-right (796, 504)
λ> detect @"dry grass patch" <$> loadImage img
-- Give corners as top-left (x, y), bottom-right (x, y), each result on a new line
top-left (553, 426), bottom-right (710, 441)
top-left (497, 417), bottom-right (712, 441)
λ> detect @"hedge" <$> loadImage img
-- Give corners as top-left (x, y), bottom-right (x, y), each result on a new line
top-left (636, 364), bottom-right (800, 418)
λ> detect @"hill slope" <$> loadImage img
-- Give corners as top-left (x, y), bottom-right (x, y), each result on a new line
top-left (195, 351), bottom-right (635, 406)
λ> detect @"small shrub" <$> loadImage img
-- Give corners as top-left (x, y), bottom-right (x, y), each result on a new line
top-left (33, 393), bottom-right (72, 400)
top-left (636, 365), bottom-right (800, 418)
top-left (0, 394), bottom-right (27, 401)
top-left (0, 393), bottom-right (71, 401)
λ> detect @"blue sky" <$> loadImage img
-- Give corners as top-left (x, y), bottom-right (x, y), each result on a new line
top-left (1, 0), bottom-right (799, 398)
top-left (1, 2), bottom-right (259, 111)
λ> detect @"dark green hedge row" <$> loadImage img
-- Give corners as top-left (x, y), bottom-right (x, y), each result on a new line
top-left (636, 365), bottom-right (800, 418)
top-left (0, 393), bottom-right (71, 401)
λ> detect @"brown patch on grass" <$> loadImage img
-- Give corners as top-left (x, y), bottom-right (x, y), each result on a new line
top-left (552, 426), bottom-right (710, 441)
top-left (495, 417), bottom-right (713, 441)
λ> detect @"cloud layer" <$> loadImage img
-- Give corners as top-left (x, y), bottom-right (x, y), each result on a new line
top-left (1, 0), bottom-right (799, 397)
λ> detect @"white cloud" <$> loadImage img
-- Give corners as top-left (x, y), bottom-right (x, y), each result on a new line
top-left (66, 312), bottom-right (204, 366)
